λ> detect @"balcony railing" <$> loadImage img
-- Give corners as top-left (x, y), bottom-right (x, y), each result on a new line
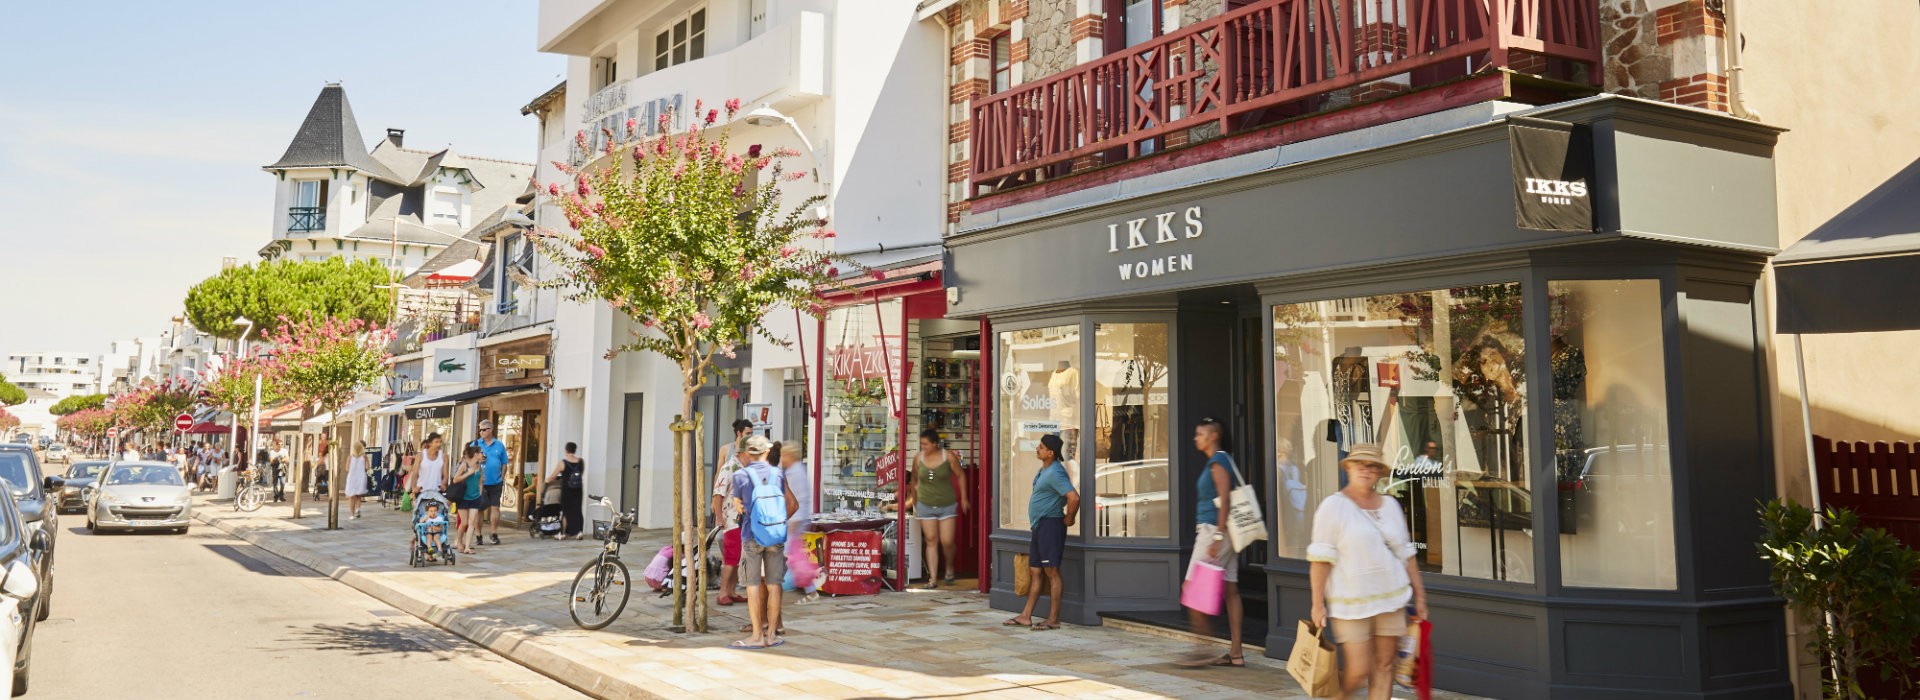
top-left (287, 206), bottom-right (326, 233)
top-left (969, 0), bottom-right (1600, 196)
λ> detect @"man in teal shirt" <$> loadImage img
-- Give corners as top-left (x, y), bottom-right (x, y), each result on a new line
top-left (1007, 433), bottom-right (1078, 631)
top-left (473, 419), bottom-right (511, 545)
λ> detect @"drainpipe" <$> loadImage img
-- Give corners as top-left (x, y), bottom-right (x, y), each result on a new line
top-left (1722, 0), bottom-right (1757, 120)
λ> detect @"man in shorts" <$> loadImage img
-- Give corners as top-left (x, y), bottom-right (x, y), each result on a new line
top-left (1007, 433), bottom-right (1078, 631)
top-left (472, 419), bottom-right (512, 546)
top-left (711, 419), bottom-right (754, 605)
top-left (728, 435), bottom-right (797, 649)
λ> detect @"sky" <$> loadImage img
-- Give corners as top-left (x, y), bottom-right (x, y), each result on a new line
top-left (0, 0), bottom-right (564, 368)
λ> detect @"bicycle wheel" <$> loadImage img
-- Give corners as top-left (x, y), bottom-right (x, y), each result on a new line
top-left (237, 486), bottom-right (265, 512)
top-left (568, 557), bottom-right (631, 630)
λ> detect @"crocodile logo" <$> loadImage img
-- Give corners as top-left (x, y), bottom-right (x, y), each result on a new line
top-left (438, 359), bottom-right (467, 373)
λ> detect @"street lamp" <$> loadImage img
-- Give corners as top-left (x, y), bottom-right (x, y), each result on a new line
top-left (744, 104), bottom-right (821, 185)
top-left (229, 316), bottom-right (255, 493)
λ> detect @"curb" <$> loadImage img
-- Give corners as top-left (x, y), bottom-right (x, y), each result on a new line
top-left (193, 508), bottom-right (661, 700)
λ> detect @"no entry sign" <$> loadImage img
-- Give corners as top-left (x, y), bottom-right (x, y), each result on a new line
top-left (174, 413), bottom-right (194, 431)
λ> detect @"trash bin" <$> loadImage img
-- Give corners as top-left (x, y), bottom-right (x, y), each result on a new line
top-left (218, 467), bottom-right (237, 499)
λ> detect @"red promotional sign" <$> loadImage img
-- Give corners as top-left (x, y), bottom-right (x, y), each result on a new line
top-left (820, 530), bottom-right (884, 596)
top-left (873, 450), bottom-right (903, 489)
top-left (174, 413), bottom-right (195, 431)
top-left (1376, 362), bottom-right (1401, 388)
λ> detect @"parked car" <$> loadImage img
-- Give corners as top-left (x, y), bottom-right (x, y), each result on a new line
top-left (56, 461), bottom-right (111, 514)
top-left (0, 447), bottom-right (56, 623)
top-left (85, 462), bottom-right (192, 535)
top-left (41, 446), bottom-right (66, 465)
top-left (0, 492), bottom-right (44, 696)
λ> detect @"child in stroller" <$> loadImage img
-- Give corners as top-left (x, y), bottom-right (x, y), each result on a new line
top-left (411, 493), bottom-right (455, 566)
top-left (528, 481), bottom-right (565, 539)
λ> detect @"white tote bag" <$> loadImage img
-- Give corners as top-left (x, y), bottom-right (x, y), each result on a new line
top-left (1219, 454), bottom-right (1269, 552)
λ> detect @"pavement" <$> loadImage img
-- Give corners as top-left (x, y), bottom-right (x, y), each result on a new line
top-left (191, 494), bottom-right (1463, 700)
top-left (36, 506), bottom-right (580, 700)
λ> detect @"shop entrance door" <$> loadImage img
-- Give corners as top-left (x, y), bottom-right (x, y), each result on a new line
top-left (620, 393), bottom-right (645, 512)
top-left (1230, 313), bottom-right (1270, 633)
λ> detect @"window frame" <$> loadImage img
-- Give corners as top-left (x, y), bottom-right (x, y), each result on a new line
top-left (1260, 270), bottom-right (1548, 595)
top-left (990, 33), bottom-right (1013, 94)
top-left (653, 6), bottom-right (708, 71)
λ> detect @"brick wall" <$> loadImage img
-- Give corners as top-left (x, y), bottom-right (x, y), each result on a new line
top-left (1602, 0), bottom-right (1730, 112)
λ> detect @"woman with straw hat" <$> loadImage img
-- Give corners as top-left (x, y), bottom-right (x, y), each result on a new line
top-left (1307, 443), bottom-right (1428, 700)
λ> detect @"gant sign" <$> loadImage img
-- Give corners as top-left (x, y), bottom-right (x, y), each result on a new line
top-left (1106, 206), bottom-right (1204, 281)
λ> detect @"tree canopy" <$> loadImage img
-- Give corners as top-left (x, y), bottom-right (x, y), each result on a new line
top-left (49, 393), bottom-right (107, 416)
top-left (0, 374), bottom-right (24, 407)
top-left (183, 257), bottom-right (392, 339)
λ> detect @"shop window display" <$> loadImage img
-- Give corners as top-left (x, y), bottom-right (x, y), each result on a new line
top-left (821, 301), bottom-right (905, 517)
top-left (1091, 323), bottom-right (1170, 539)
top-left (998, 325), bottom-right (1081, 533)
top-left (1551, 280), bottom-right (1675, 589)
top-left (1273, 283), bottom-right (1533, 583)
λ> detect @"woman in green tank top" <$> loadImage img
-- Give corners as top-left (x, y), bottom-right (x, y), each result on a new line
top-left (903, 428), bottom-right (969, 589)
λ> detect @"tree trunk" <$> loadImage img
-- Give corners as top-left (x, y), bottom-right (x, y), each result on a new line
top-left (670, 407), bottom-right (687, 632)
top-left (290, 424), bottom-right (306, 519)
top-left (692, 410), bottom-right (708, 632)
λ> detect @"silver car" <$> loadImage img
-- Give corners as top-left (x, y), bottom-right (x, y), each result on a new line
top-left (85, 462), bottom-right (193, 535)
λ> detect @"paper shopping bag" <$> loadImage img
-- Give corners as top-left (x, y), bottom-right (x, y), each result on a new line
top-left (1180, 561), bottom-right (1225, 616)
top-left (1287, 619), bottom-right (1341, 698)
top-left (1013, 553), bottom-right (1032, 596)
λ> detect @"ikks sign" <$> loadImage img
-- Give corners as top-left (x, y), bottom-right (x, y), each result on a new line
top-left (1106, 206), bottom-right (1205, 281)
top-left (1509, 118), bottom-right (1594, 232)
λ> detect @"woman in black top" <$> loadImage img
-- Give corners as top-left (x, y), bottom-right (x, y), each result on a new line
top-left (546, 442), bottom-right (587, 539)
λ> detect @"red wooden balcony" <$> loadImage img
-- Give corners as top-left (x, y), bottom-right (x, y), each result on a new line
top-left (969, 0), bottom-right (1601, 197)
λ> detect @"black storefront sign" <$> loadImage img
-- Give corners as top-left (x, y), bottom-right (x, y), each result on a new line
top-left (1509, 117), bottom-right (1594, 232)
top-left (407, 405), bottom-right (452, 420)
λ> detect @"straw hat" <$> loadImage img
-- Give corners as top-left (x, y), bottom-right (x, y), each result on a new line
top-left (1341, 443), bottom-right (1389, 469)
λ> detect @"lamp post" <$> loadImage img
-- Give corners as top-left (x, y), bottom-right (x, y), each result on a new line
top-left (744, 104), bottom-right (823, 187)
top-left (227, 316), bottom-right (254, 500)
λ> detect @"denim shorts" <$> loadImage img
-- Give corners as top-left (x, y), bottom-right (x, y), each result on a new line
top-left (914, 502), bottom-right (960, 521)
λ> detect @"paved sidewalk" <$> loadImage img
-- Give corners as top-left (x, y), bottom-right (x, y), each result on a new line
top-left (191, 495), bottom-right (1447, 700)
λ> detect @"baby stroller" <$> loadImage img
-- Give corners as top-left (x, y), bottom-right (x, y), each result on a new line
top-left (409, 492), bottom-right (457, 567)
top-left (527, 482), bottom-right (565, 540)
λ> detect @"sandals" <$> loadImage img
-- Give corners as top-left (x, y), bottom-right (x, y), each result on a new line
top-left (1001, 617), bottom-right (1032, 627)
top-left (1030, 620), bottom-right (1061, 631)
top-left (728, 640), bottom-right (765, 650)
top-left (717, 595), bottom-right (739, 606)
top-left (1175, 652), bottom-right (1245, 668)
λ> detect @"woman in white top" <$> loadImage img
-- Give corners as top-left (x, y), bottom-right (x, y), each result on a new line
top-left (344, 442), bottom-right (370, 518)
top-left (1307, 443), bottom-right (1428, 700)
top-left (412, 433), bottom-right (446, 497)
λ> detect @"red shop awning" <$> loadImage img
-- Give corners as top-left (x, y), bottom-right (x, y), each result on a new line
top-left (185, 421), bottom-right (230, 434)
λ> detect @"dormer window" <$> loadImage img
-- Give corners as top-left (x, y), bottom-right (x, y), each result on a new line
top-left (430, 189), bottom-right (462, 225)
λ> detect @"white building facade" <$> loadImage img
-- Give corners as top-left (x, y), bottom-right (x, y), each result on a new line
top-left (4, 352), bottom-right (100, 398)
top-left (536, 0), bottom-right (946, 526)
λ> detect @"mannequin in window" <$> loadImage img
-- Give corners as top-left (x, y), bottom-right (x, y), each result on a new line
top-left (1047, 360), bottom-right (1079, 430)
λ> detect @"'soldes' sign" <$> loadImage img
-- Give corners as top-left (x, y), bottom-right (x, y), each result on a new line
top-left (1107, 206), bottom-right (1205, 281)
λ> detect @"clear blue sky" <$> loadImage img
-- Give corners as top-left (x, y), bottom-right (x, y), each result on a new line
top-left (0, 0), bottom-right (563, 365)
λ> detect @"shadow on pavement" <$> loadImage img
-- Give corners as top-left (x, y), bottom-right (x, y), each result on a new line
top-left (283, 622), bottom-right (439, 657)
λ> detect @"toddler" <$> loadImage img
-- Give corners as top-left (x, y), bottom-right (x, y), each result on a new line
top-left (416, 501), bottom-right (449, 561)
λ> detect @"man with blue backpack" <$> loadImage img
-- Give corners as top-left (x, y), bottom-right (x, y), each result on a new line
top-left (728, 435), bottom-right (798, 650)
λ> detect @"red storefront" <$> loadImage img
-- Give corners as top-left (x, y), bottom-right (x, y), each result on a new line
top-left (804, 261), bottom-right (992, 593)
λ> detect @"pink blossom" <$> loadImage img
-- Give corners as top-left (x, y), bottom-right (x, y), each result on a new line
top-left (624, 117), bottom-right (638, 134)
top-left (779, 245), bottom-right (797, 258)
top-left (725, 98), bottom-right (741, 116)
top-left (574, 131), bottom-right (588, 150)
top-left (692, 312), bottom-right (713, 329)
top-left (811, 228), bottom-right (837, 239)
top-left (775, 147), bottom-right (802, 158)
top-left (787, 170), bottom-right (807, 181)
top-left (694, 98), bottom-right (704, 114)
top-left (738, 263), bottom-right (755, 281)
top-left (747, 144), bottom-right (762, 158)
top-left (709, 143), bottom-right (724, 160)
top-left (584, 244), bottom-right (606, 259)
top-left (641, 318), bottom-right (656, 328)
top-left (705, 109), bottom-right (718, 125)
top-left (870, 270), bottom-right (887, 281)
top-left (658, 112), bottom-right (672, 129)
top-left (576, 172), bottom-right (592, 197)
top-left (754, 159), bottom-right (770, 171)
top-left (672, 164), bottom-right (687, 180)
top-left (725, 154), bottom-right (745, 174)
top-left (827, 266), bottom-right (840, 277)
top-left (728, 388), bottom-right (740, 400)
top-left (656, 136), bottom-right (670, 156)
top-left (633, 145), bottom-right (646, 162)
top-left (547, 183), bottom-right (561, 197)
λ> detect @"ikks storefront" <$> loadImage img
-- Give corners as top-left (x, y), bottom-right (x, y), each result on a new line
top-left (946, 97), bottom-right (1792, 699)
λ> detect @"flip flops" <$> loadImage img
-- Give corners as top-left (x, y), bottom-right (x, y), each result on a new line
top-left (728, 640), bottom-right (765, 650)
top-left (1001, 617), bottom-right (1031, 627)
top-left (1030, 620), bottom-right (1061, 631)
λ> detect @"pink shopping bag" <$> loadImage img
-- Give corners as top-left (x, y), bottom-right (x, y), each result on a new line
top-left (1181, 561), bottom-right (1225, 615)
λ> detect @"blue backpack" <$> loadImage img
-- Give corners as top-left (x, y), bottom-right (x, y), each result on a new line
top-left (743, 463), bottom-right (789, 546)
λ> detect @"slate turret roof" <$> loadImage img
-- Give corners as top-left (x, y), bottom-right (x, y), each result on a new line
top-left (264, 83), bottom-right (401, 181)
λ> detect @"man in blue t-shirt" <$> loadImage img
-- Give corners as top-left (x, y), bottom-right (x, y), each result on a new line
top-left (472, 419), bottom-right (512, 545)
top-left (1007, 433), bottom-right (1078, 631)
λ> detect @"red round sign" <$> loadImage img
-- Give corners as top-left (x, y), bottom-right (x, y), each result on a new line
top-left (174, 413), bottom-right (195, 431)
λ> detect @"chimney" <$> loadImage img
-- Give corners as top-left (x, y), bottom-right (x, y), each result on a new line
top-left (386, 128), bottom-right (405, 147)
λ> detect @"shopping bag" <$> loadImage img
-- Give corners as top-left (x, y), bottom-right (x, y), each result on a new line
top-left (1013, 553), bottom-right (1032, 596)
top-left (1180, 561), bottom-right (1225, 616)
top-left (1223, 458), bottom-right (1268, 552)
top-left (1287, 619), bottom-right (1341, 698)
top-left (1394, 616), bottom-right (1433, 700)
top-left (401, 492), bottom-right (413, 512)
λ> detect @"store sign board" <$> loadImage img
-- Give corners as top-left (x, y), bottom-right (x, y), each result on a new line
top-left (820, 530), bottom-right (884, 596)
top-left (433, 349), bottom-right (476, 384)
top-left (874, 450), bottom-right (903, 489)
top-left (827, 341), bottom-right (901, 382)
top-left (408, 405), bottom-right (453, 420)
top-left (1509, 118), bottom-right (1594, 232)
top-left (388, 361), bottom-right (424, 400)
top-left (494, 355), bottom-right (547, 370)
top-left (1376, 362), bottom-right (1401, 388)
top-left (743, 403), bottom-right (772, 436)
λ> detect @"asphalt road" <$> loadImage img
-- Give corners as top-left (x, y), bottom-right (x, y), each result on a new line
top-left (29, 513), bottom-right (585, 700)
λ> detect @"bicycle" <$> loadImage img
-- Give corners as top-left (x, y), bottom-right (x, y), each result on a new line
top-left (569, 495), bottom-right (638, 630)
top-left (235, 468), bottom-right (268, 512)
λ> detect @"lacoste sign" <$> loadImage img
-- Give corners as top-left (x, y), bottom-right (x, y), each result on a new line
top-left (432, 349), bottom-right (476, 384)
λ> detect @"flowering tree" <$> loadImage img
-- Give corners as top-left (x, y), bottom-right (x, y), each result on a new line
top-left (533, 99), bottom-right (853, 632)
top-left (111, 376), bottom-right (201, 447)
top-left (264, 316), bottom-right (391, 527)
top-left (0, 407), bottom-right (17, 434)
top-left (204, 357), bottom-right (284, 422)
top-left (56, 408), bottom-right (113, 449)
